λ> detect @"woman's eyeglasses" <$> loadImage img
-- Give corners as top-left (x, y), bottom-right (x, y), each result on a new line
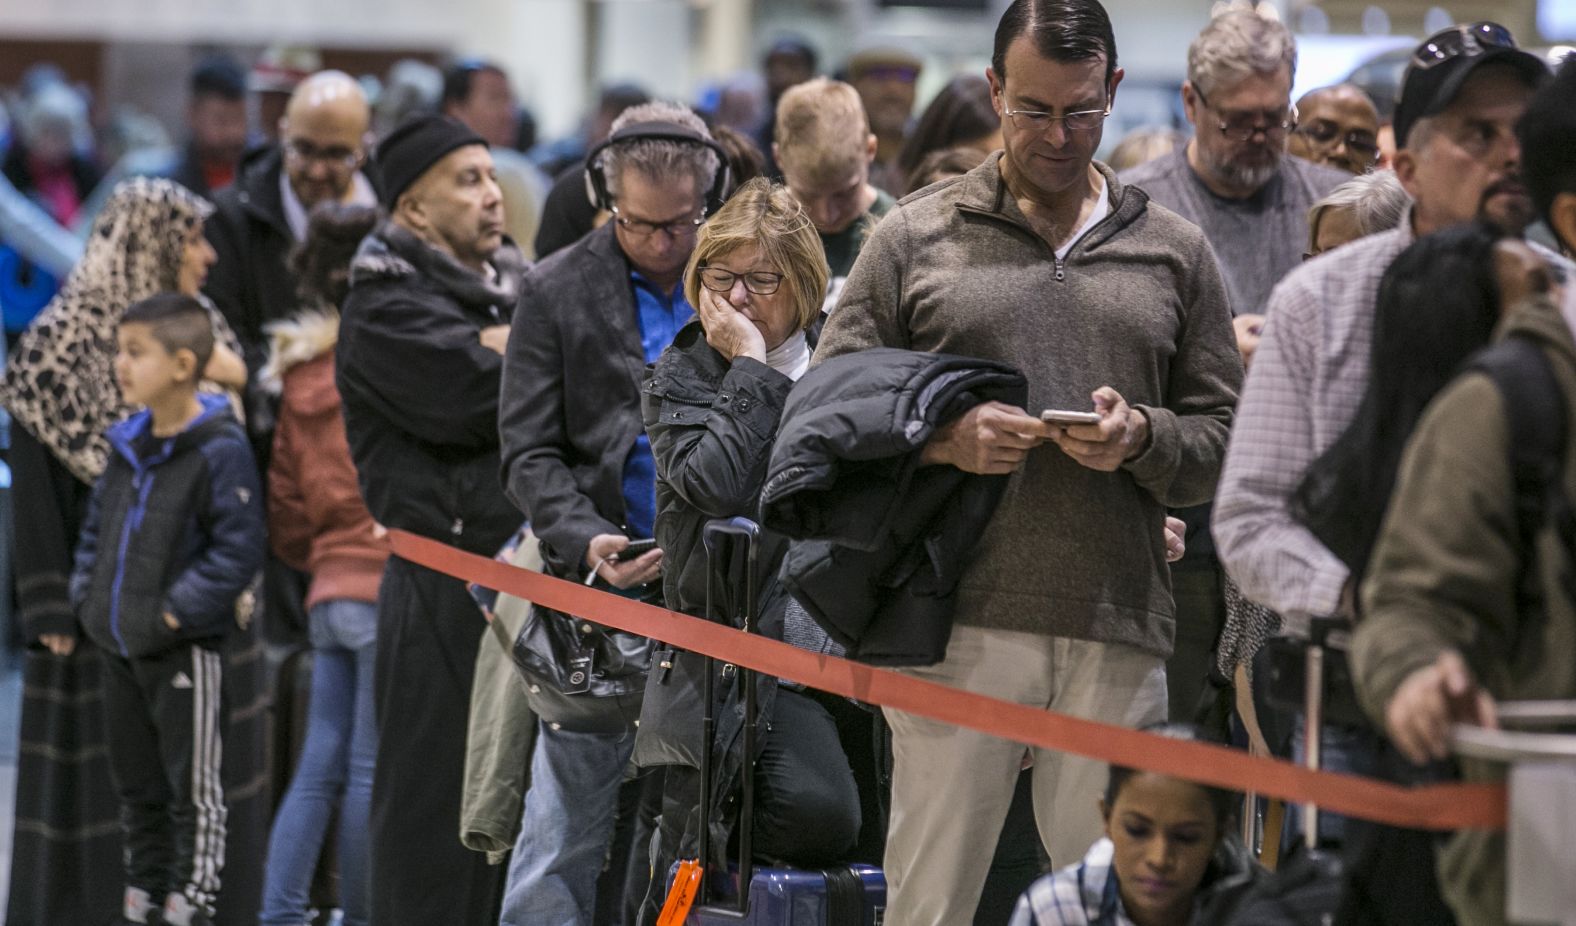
top-left (1194, 87), bottom-right (1298, 142)
top-left (698, 267), bottom-right (785, 296)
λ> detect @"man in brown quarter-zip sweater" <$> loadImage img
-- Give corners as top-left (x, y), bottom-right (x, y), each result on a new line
top-left (813, 1), bottom-right (1241, 921)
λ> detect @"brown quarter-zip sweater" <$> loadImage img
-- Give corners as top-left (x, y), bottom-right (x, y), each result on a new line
top-left (814, 153), bottom-right (1242, 658)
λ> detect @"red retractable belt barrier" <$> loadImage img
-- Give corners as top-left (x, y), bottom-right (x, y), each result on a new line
top-left (391, 529), bottom-right (1507, 832)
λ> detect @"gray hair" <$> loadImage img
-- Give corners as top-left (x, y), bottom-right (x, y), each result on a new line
top-left (1308, 169), bottom-right (1411, 240)
top-left (602, 101), bottom-right (721, 203)
top-left (1187, 10), bottom-right (1297, 98)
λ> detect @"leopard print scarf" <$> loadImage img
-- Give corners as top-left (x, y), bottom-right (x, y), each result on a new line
top-left (0, 176), bottom-right (241, 484)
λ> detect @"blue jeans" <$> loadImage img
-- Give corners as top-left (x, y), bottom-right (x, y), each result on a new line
top-left (1285, 712), bottom-right (1381, 849)
top-left (259, 599), bottom-right (379, 926)
top-left (499, 722), bottom-right (635, 926)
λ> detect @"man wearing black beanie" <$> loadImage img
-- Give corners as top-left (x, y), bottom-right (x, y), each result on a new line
top-left (335, 112), bottom-right (529, 926)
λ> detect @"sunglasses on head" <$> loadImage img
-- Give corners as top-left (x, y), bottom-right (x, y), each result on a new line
top-left (1410, 22), bottom-right (1518, 71)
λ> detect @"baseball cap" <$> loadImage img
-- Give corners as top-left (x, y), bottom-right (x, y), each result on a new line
top-left (1393, 22), bottom-right (1548, 149)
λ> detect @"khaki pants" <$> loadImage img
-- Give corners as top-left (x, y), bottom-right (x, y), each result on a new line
top-left (882, 625), bottom-right (1167, 925)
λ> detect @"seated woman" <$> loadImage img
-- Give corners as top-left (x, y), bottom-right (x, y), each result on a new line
top-left (637, 177), bottom-right (865, 919)
top-left (1010, 724), bottom-right (1258, 926)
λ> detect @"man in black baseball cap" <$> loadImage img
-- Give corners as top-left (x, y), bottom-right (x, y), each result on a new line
top-left (1391, 21), bottom-right (1549, 234)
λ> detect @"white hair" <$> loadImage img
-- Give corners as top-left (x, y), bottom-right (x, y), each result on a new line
top-left (1187, 9), bottom-right (1297, 98)
top-left (602, 101), bottom-right (721, 202)
top-left (1308, 169), bottom-right (1411, 239)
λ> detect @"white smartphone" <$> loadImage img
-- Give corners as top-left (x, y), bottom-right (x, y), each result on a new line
top-left (1041, 409), bottom-right (1103, 426)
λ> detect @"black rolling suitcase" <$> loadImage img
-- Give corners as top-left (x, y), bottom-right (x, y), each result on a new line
top-left (658, 517), bottom-right (885, 926)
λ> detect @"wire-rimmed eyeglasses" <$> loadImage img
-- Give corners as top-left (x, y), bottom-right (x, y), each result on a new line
top-left (610, 204), bottom-right (705, 240)
top-left (1194, 87), bottom-right (1298, 142)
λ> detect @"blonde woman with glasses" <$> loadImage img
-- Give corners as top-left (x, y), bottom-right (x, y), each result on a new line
top-left (633, 177), bottom-right (871, 922)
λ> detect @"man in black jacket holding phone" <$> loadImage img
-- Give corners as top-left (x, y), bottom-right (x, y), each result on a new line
top-left (497, 101), bottom-right (723, 926)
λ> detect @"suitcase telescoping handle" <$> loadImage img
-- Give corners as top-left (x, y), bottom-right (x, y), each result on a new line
top-left (698, 517), bottom-right (762, 916)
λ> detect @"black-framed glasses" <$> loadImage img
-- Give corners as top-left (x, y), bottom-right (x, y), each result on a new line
top-left (1411, 22), bottom-right (1518, 71)
top-left (998, 92), bottom-right (1110, 134)
top-left (1194, 87), bottom-right (1298, 142)
top-left (698, 266), bottom-right (784, 296)
top-left (283, 138), bottom-right (362, 172)
top-left (610, 204), bottom-right (705, 239)
top-left (1294, 120), bottom-right (1380, 162)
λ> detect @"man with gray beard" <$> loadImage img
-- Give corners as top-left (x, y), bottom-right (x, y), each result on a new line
top-left (1121, 10), bottom-right (1347, 324)
top-left (1118, 9), bottom-right (1346, 724)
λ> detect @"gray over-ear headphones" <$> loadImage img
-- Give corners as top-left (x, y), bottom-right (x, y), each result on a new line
top-left (583, 121), bottom-right (732, 214)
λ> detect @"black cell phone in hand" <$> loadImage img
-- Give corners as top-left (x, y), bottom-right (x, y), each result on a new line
top-left (615, 538), bottom-right (658, 562)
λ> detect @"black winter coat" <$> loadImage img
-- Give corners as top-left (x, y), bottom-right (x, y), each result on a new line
top-left (204, 147), bottom-right (299, 370)
top-left (643, 321), bottom-right (795, 629)
top-left (337, 221), bottom-right (526, 557)
top-left (500, 222), bottom-right (649, 578)
top-left (761, 348), bottom-right (1027, 666)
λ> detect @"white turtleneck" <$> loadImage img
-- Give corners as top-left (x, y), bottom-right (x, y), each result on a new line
top-left (764, 330), bottom-right (810, 382)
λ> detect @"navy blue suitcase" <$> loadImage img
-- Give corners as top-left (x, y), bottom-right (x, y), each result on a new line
top-left (675, 518), bottom-right (887, 925)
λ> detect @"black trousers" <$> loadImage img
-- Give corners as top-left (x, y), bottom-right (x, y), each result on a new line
top-left (640, 687), bottom-right (863, 924)
top-left (100, 643), bottom-right (228, 915)
top-left (368, 556), bottom-right (502, 926)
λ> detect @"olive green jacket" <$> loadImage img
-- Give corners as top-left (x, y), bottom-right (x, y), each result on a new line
top-left (1354, 290), bottom-right (1576, 926)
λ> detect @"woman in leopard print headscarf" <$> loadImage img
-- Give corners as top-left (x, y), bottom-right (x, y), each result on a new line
top-left (1, 175), bottom-right (245, 484)
top-left (0, 176), bottom-right (258, 926)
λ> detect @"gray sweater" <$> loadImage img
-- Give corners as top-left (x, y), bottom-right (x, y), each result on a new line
top-left (815, 155), bottom-right (1242, 657)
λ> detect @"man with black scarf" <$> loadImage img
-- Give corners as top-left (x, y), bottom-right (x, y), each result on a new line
top-left (336, 113), bottom-right (527, 926)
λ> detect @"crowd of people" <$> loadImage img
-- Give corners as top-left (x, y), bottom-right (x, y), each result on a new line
top-left (1, 1), bottom-right (1575, 925)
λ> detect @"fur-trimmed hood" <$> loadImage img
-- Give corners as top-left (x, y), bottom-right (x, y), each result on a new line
top-left (260, 307), bottom-right (340, 395)
top-left (349, 220), bottom-right (527, 313)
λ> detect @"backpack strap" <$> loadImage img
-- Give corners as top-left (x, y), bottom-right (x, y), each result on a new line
top-left (1466, 335), bottom-right (1572, 633)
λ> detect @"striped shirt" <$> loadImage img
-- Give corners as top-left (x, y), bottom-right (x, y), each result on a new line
top-left (1010, 838), bottom-right (1132, 926)
top-left (1214, 220), bottom-right (1574, 638)
top-left (1212, 225), bottom-right (1414, 636)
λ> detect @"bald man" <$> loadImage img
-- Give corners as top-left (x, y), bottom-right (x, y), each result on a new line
top-left (1288, 84), bottom-right (1382, 175)
top-left (206, 69), bottom-right (380, 380)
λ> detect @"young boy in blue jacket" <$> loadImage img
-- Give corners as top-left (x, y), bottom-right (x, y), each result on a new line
top-left (70, 293), bottom-right (265, 926)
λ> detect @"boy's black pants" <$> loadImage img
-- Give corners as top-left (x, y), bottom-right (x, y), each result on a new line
top-left (100, 643), bottom-right (227, 915)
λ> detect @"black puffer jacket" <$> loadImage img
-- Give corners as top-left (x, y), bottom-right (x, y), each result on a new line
top-left (643, 321), bottom-right (795, 630)
top-left (336, 221), bottom-right (527, 556)
top-left (761, 348), bottom-right (1027, 666)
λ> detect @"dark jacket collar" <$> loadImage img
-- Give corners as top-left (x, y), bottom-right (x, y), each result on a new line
top-left (107, 393), bottom-right (237, 468)
top-left (228, 145), bottom-right (289, 235)
top-left (952, 152), bottom-right (1147, 254)
top-left (351, 220), bottom-right (527, 313)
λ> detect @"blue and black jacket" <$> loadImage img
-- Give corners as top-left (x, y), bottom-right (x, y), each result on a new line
top-left (70, 393), bottom-right (265, 658)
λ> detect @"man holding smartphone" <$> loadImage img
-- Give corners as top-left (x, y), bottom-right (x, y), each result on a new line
top-left (497, 102), bottom-right (722, 925)
top-left (813, 1), bottom-right (1241, 921)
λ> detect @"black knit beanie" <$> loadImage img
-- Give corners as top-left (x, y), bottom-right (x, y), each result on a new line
top-left (375, 113), bottom-right (487, 208)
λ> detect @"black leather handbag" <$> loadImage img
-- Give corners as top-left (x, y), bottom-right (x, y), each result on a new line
top-left (511, 602), bottom-right (652, 733)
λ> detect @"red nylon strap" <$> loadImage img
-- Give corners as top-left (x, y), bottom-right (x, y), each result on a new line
top-left (391, 530), bottom-right (1506, 831)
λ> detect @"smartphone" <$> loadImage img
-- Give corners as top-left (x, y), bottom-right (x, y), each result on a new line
top-left (1041, 409), bottom-right (1103, 426)
top-left (615, 538), bottom-right (658, 562)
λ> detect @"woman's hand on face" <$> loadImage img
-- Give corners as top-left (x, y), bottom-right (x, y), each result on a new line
top-left (697, 286), bottom-right (767, 364)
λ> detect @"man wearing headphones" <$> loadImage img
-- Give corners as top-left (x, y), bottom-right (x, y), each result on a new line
top-left (498, 101), bottom-right (726, 926)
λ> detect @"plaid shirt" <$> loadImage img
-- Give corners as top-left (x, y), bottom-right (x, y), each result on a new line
top-left (1010, 838), bottom-right (1132, 926)
top-left (1212, 224), bottom-right (1415, 636)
